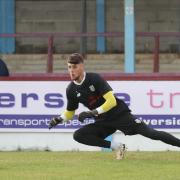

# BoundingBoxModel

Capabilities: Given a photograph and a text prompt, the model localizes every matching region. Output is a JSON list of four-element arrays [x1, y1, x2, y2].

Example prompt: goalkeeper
[[49, 53, 180, 160]]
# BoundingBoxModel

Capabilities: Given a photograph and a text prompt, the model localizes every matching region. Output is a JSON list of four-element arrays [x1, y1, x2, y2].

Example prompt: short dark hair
[[67, 53, 84, 64]]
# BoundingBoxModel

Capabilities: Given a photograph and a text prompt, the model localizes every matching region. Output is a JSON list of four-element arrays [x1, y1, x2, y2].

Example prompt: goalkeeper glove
[[78, 109, 98, 122], [49, 116, 63, 129]]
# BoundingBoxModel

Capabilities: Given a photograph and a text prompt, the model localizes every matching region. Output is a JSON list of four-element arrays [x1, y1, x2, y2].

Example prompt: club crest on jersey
[[89, 85, 95, 92]]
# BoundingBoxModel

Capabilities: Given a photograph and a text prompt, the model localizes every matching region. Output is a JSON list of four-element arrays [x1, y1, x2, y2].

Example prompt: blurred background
[[0, 0, 180, 152], [0, 0, 180, 74]]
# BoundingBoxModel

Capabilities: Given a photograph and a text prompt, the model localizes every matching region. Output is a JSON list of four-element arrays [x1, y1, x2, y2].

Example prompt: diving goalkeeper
[[49, 53, 180, 160]]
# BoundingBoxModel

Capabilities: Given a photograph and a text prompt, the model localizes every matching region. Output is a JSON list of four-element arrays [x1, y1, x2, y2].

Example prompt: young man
[[49, 53, 180, 160]]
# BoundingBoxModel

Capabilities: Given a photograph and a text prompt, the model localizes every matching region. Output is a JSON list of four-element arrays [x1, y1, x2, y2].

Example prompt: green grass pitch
[[0, 151, 179, 180]]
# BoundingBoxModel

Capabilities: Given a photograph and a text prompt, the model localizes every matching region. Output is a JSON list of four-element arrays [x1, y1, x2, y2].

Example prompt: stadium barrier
[[1, 32, 180, 73], [0, 73, 180, 151]]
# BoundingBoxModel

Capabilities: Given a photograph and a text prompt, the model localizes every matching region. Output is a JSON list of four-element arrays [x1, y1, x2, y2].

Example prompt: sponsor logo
[[0, 93, 64, 108], [0, 115, 180, 130], [0, 115, 94, 129], [0, 92, 131, 108], [147, 89, 180, 109], [135, 119, 142, 124], [115, 93, 130, 106]]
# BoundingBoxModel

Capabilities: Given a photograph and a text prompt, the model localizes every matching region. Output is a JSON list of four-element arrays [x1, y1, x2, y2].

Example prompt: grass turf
[[0, 151, 179, 180]]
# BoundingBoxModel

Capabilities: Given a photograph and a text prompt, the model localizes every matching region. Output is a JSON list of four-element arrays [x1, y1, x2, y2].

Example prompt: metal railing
[[1, 32, 180, 73]]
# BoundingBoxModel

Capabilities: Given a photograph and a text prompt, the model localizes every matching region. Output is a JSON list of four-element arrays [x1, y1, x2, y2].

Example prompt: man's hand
[[49, 116, 63, 129], [78, 109, 98, 122]]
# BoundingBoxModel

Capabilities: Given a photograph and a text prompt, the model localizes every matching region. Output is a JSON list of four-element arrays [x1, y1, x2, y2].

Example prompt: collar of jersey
[[73, 72, 86, 85]]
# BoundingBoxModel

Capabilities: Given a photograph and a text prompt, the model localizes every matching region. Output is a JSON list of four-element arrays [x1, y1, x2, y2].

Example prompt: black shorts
[[93, 111, 145, 136]]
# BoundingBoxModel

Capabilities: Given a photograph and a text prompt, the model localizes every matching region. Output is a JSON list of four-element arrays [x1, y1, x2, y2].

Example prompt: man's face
[[67, 63, 84, 82]]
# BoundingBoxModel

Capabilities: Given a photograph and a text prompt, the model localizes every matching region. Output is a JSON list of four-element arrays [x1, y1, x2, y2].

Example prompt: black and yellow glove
[[78, 109, 98, 122], [49, 116, 63, 129]]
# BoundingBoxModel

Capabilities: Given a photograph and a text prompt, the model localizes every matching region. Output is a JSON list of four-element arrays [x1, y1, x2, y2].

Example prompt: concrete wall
[[135, 0, 180, 52], [0, 131, 180, 151], [16, 0, 96, 53], [1, 53, 180, 73], [15, 0, 180, 53]]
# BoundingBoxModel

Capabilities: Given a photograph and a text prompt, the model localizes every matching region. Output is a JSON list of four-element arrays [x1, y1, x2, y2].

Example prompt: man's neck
[[74, 72, 86, 85]]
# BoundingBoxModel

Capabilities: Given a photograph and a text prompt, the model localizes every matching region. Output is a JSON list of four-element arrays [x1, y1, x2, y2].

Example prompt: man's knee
[[73, 129, 84, 142]]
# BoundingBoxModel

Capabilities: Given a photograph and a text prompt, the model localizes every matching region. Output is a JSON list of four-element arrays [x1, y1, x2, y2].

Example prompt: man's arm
[[78, 91, 117, 122], [49, 110, 75, 129], [61, 110, 75, 121], [96, 91, 117, 114]]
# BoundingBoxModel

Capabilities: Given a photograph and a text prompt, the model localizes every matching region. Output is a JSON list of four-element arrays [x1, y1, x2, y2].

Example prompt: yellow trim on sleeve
[[100, 91, 117, 112], [62, 110, 75, 121]]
